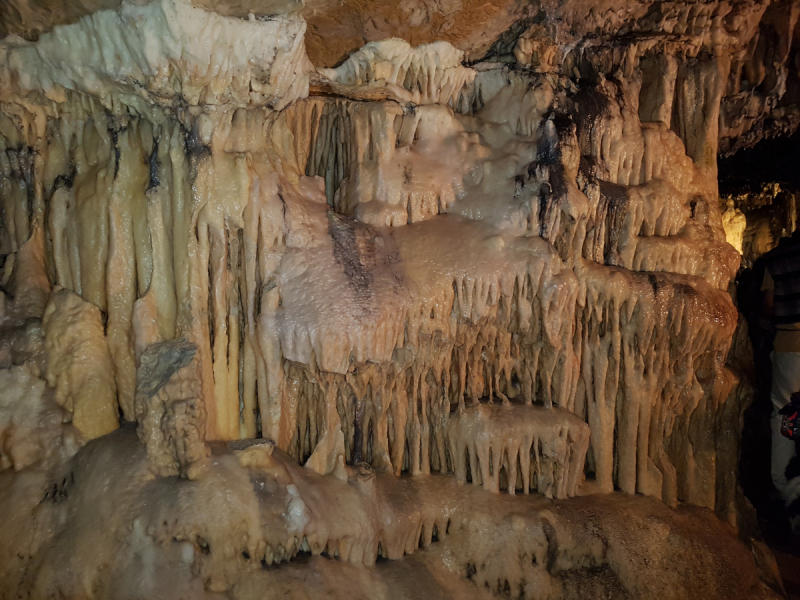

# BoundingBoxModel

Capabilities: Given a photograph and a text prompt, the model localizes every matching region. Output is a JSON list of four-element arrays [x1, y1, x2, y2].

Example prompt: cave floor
[[0, 428, 782, 599], [773, 549, 800, 599], [759, 514, 800, 599]]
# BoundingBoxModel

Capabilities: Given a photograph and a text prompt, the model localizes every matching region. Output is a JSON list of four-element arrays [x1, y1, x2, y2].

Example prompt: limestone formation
[[134, 339, 209, 478], [42, 288, 118, 440], [0, 364, 80, 471], [446, 402, 590, 498], [0, 0, 796, 597]]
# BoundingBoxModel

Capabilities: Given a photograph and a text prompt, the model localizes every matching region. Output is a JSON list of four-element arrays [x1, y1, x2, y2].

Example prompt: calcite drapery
[[0, 0, 748, 512], [0, 0, 788, 597], [447, 402, 590, 498]]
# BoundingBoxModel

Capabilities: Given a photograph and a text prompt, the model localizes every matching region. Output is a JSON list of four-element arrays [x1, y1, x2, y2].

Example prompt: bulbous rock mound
[[0, 0, 794, 598]]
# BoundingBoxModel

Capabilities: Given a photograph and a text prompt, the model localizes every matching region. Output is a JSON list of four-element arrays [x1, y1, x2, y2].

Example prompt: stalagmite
[[0, 0, 792, 597], [134, 339, 208, 478], [41, 288, 118, 440], [722, 199, 748, 255]]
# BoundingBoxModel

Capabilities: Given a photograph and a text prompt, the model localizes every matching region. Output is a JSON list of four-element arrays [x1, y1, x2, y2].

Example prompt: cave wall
[[0, 0, 789, 522]]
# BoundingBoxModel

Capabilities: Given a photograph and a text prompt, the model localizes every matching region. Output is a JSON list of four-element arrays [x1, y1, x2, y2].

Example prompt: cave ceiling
[[2, 0, 799, 152]]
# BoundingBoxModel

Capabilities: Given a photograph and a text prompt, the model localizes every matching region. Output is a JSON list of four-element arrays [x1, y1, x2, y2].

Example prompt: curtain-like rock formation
[[0, 0, 794, 598]]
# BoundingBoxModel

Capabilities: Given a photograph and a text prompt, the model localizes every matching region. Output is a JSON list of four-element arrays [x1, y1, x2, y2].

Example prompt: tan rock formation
[[42, 288, 118, 440], [0, 0, 795, 597]]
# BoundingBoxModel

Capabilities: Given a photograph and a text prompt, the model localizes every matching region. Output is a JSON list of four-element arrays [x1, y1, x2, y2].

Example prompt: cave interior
[[1, 0, 800, 598]]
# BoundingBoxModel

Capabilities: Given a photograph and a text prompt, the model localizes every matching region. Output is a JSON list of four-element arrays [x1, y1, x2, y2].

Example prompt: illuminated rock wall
[[4, 1, 798, 598], [0, 0, 774, 517]]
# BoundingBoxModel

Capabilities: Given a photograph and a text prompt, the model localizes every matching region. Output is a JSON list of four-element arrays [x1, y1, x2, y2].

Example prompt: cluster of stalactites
[[297, 97, 487, 226], [447, 403, 590, 499], [318, 39, 477, 109], [33, 105, 196, 423], [568, 76, 740, 290], [275, 258, 738, 506], [0, 14, 749, 519], [574, 259, 738, 503], [280, 273, 578, 481], [0, 83, 741, 508]]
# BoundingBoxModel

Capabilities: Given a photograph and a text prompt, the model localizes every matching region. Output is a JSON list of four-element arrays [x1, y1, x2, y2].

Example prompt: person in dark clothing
[[763, 231, 800, 516]]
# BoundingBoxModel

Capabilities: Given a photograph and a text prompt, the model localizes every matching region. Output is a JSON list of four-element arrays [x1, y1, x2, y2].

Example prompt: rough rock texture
[[0, 0, 793, 597], [302, 0, 529, 67], [0, 364, 80, 471], [0, 429, 782, 599], [42, 288, 118, 440], [134, 340, 209, 477], [446, 402, 590, 498]]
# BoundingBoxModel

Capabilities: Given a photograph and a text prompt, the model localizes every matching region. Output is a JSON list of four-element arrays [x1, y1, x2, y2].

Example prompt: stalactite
[[447, 402, 590, 498], [0, 2, 772, 595]]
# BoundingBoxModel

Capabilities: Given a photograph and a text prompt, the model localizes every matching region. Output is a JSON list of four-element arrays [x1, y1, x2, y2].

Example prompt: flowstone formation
[[0, 0, 794, 598]]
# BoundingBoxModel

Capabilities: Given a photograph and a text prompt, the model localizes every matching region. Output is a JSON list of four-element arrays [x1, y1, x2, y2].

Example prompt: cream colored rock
[[0, 364, 80, 471], [319, 39, 476, 108], [0, 1, 787, 596], [447, 401, 590, 498], [722, 199, 747, 255], [0, 0, 313, 110], [42, 287, 118, 440]]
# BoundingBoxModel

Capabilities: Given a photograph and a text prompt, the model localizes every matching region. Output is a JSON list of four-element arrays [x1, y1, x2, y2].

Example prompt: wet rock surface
[[0, 0, 796, 597]]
